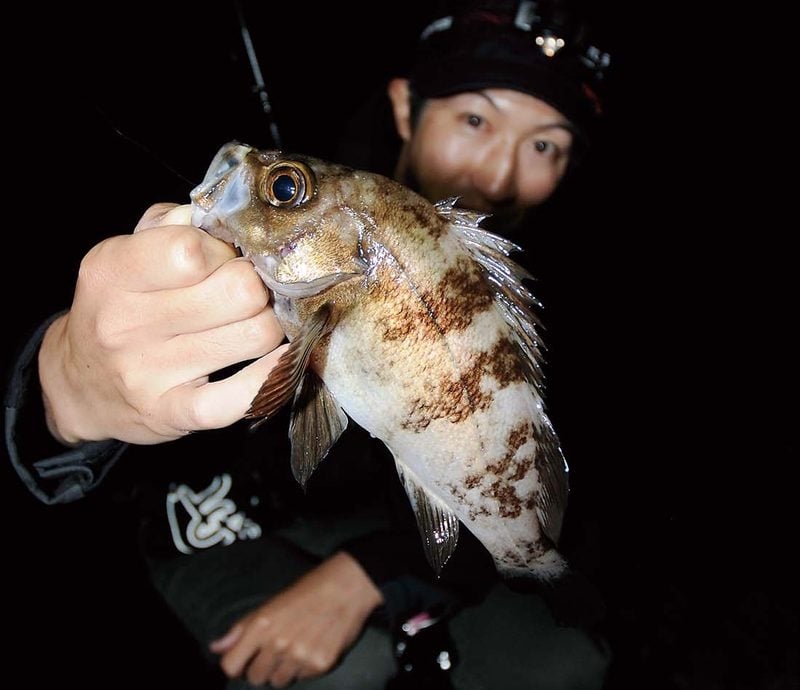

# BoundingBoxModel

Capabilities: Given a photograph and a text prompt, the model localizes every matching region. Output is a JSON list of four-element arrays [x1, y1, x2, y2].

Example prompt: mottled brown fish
[[190, 141, 569, 579]]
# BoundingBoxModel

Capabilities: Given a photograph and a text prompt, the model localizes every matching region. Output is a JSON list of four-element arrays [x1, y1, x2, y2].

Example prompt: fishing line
[[90, 101, 200, 188], [88, 0, 285, 190]]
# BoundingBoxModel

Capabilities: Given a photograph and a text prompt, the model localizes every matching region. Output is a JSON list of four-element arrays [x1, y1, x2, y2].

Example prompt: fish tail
[[498, 548, 568, 582]]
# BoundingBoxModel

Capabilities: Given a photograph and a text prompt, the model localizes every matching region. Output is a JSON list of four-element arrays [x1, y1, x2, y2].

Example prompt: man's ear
[[387, 78, 412, 141]]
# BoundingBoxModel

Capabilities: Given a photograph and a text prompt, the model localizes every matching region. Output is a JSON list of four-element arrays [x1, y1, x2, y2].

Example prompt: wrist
[[38, 314, 87, 446], [330, 551, 385, 613]]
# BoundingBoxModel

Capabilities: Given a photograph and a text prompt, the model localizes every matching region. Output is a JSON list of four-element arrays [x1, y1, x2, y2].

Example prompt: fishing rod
[[234, 0, 283, 149]]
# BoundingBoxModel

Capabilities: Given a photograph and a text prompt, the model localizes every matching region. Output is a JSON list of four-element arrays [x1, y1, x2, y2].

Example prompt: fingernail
[[209, 624, 242, 653], [161, 204, 193, 227]]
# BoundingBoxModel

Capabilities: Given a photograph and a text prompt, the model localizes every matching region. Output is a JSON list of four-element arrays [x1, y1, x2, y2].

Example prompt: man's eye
[[466, 114, 483, 127], [534, 140, 557, 155]]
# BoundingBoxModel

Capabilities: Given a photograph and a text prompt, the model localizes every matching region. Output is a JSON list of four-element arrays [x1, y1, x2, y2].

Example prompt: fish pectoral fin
[[395, 460, 460, 576], [289, 369, 348, 489], [246, 303, 338, 424]]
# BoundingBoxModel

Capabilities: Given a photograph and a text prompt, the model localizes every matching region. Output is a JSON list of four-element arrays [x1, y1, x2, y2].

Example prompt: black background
[[2, 1, 796, 688]]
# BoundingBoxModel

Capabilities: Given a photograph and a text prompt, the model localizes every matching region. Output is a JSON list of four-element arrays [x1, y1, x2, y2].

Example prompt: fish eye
[[260, 162, 315, 208]]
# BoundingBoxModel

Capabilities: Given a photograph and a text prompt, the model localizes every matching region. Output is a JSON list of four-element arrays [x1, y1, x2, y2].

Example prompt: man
[[6, 1, 612, 687]]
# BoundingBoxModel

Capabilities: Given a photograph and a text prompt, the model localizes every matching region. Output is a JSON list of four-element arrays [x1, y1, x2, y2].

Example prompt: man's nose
[[473, 141, 516, 203]]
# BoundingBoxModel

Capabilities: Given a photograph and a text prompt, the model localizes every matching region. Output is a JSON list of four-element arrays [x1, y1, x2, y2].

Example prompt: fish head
[[190, 142, 369, 299]]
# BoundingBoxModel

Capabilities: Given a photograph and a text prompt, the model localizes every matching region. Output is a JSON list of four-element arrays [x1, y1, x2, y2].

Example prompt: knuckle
[[253, 614, 272, 630], [308, 652, 334, 675], [272, 635, 290, 654], [166, 226, 209, 280], [116, 365, 145, 397], [91, 315, 121, 350], [183, 392, 216, 431], [226, 262, 268, 312], [78, 237, 123, 288], [90, 307, 132, 351]]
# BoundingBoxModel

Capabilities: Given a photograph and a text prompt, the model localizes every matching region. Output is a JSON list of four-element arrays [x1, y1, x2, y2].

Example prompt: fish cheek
[[277, 215, 363, 284]]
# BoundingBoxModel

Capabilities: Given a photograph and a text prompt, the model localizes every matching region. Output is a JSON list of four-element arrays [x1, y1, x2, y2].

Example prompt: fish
[[189, 141, 569, 580]]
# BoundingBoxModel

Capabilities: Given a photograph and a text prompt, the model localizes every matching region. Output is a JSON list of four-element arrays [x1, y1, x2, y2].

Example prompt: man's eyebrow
[[535, 122, 576, 137], [475, 91, 575, 135], [476, 91, 501, 109]]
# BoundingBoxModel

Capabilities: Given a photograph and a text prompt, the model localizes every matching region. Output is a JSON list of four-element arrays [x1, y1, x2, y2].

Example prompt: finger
[[269, 656, 305, 688], [90, 222, 236, 293], [139, 257, 270, 338], [134, 203, 191, 233], [219, 618, 274, 680], [162, 343, 289, 432], [149, 307, 284, 392], [246, 649, 286, 687], [209, 624, 244, 654]]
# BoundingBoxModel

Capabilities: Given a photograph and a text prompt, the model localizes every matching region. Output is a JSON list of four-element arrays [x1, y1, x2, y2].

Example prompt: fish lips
[[190, 205, 239, 245]]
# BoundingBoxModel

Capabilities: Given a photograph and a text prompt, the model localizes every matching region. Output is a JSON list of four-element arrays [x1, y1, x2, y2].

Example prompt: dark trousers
[[147, 532, 610, 690]]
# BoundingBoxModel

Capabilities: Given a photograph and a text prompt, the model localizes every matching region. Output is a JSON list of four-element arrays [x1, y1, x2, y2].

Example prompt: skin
[[388, 78, 574, 227], [36, 82, 575, 687], [39, 203, 287, 445], [210, 553, 383, 688]]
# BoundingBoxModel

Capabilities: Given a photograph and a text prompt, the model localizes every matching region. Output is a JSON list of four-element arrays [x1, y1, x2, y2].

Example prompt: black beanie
[[408, 0, 611, 142]]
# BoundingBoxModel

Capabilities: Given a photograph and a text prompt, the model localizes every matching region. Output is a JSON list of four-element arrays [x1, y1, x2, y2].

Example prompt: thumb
[[134, 203, 192, 233], [209, 624, 244, 654]]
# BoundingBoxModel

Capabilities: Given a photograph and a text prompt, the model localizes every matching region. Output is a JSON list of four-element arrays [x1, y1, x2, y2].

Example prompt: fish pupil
[[273, 174, 297, 202]]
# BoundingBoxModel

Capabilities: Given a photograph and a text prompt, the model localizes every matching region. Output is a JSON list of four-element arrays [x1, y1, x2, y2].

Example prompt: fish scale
[[190, 141, 569, 580]]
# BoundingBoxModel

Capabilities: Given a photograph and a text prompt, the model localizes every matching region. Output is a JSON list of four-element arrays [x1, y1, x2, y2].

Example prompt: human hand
[[38, 202, 287, 445], [209, 551, 385, 688]]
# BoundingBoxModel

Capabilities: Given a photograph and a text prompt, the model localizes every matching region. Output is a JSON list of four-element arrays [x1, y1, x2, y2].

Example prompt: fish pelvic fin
[[395, 460, 460, 577], [289, 369, 348, 490], [436, 198, 546, 391], [246, 302, 338, 425]]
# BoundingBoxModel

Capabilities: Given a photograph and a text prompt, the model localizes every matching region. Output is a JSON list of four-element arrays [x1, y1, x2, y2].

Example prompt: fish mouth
[[190, 205, 240, 248]]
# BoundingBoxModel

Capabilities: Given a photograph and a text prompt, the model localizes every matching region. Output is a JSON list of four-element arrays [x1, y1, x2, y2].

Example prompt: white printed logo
[[166, 473, 262, 554]]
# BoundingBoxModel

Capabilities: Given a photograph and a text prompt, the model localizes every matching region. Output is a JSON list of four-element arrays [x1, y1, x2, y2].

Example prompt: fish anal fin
[[246, 303, 337, 425], [534, 417, 569, 546], [395, 461, 460, 576], [289, 369, 348, 489]]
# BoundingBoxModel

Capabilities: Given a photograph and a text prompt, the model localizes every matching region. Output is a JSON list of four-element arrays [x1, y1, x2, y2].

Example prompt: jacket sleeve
[[4, 313, 128, 505]]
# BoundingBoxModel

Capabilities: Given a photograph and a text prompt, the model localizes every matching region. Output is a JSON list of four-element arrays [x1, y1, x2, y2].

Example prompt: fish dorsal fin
[[246, 303, 337, 425], [289, 369, 349, 489], [395, 460, 460, 576], [435, 197, 546, 390]]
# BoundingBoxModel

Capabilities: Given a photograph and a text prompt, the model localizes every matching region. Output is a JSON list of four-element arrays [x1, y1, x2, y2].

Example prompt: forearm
[[5, 314, 127, 504]]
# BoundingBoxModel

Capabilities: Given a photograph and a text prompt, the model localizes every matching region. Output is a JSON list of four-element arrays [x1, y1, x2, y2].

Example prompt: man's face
[[390, 82, 574, 228]]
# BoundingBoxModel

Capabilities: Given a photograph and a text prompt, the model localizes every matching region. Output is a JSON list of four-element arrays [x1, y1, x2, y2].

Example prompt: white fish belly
[[319, 309, 556, 575]]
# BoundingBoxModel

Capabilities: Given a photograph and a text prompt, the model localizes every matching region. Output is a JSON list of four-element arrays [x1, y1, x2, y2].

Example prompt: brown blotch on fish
[[420, 257, 494, 332], [488, 428, 535, 484], [401, 380, 474, 431], [464, 474, 482, 490], [485, 339, 527, 387], [399, 338, 526, 432], [486, 479, 524, 519]]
